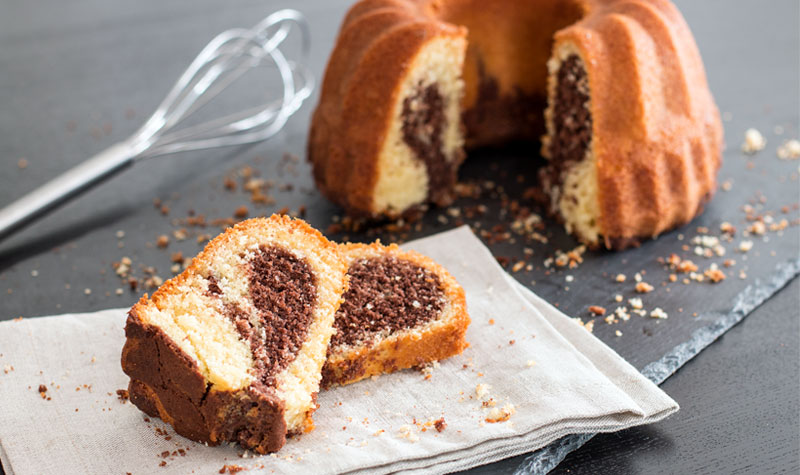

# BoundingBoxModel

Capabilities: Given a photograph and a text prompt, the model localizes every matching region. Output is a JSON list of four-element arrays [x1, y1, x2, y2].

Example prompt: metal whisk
[[0, 9, 313, 242]]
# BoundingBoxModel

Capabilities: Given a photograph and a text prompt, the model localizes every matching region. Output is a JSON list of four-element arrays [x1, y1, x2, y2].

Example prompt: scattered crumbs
[[397, 425, 419, 442], [84, 288, 92, 295], [742, 128, 766, 154], [233, 206, 249, 219], [588, 305, 606, 316], [615, 273, 626, 283], [17, 158, 28, 169], [38, 384, 48, 399], [614, 294, 623, 302], [747, 221, 766, 236], [3, 364, 13, 374], [116, 389, 130, 402], [721, 180, 733, 191], [650, 308, 668, 319], [635, 282, 654, 293], [485, 404, 516, 423], [615, 330, 623, 337], [434, 417, 447, 432], [738, 240, 754, 252], [704, 264, 726, 283], [777, 139, 800, 160], [219, 464, 246, 474], [572, 318, 595, 333], [628, 298, 643, 310], [156, 235, 170, 248], [488, 318, 495, 325], [475, 383, 492, 399], [614, 307, 631, 321]]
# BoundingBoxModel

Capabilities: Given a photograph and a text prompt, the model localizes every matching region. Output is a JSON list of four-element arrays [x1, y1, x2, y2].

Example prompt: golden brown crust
[[321, 242, 470, 388], [308, 0, 723, 248], [141, 215, 342, 312]]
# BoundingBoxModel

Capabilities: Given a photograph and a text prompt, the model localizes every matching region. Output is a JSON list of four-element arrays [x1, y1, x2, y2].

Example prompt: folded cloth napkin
[[0, 226, 677, 475]]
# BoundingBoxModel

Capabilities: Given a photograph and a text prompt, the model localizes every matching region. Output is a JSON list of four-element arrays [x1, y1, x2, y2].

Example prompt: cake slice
[[121, 215, 347, 453], [321, 242, 469, 388]]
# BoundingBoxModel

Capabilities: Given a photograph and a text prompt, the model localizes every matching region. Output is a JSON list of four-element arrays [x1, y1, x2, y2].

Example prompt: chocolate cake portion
[[401, 81, 459, 206], [543, 55, 592, 187], [331, 256, 445, 348], [246, 245, 317, 387]]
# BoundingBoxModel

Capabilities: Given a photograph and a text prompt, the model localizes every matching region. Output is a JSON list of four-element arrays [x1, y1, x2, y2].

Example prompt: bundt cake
[[308, 0, 723, 249], [321, 242, 469, 388], [121, 215, 348, 454]]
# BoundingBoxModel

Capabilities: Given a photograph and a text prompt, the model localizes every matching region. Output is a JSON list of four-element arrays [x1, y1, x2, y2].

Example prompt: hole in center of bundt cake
[[330, 256, 445, 349], [232, 245, 317, 387], [401, 82, 458, 206]]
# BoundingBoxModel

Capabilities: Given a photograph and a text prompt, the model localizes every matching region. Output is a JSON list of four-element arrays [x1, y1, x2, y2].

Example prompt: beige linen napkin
[[0, 226, 677, 475]]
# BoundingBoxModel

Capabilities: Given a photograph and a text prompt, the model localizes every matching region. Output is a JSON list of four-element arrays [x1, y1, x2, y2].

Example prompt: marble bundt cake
[[322, 242, 469, 388], [121, 215, 348, 453], [309, 0, 723, 249]]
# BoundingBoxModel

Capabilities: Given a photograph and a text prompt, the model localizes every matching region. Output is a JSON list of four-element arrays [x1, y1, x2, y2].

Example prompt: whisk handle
[[0, 142, 136, 242]]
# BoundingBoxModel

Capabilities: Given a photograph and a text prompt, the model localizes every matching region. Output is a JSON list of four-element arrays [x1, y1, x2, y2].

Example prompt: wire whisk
[[0, 9, 313, 242]]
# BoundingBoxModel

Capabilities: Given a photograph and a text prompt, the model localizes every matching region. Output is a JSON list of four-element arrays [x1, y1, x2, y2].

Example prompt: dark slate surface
[[0, 0, 797, 473]]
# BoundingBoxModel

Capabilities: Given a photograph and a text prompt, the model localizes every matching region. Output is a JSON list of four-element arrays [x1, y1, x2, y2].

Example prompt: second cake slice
[[322, 242, 470, 388]]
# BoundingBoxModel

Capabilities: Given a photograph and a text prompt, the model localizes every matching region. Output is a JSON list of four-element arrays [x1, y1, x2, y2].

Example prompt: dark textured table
[[1, 0, 798, 473]]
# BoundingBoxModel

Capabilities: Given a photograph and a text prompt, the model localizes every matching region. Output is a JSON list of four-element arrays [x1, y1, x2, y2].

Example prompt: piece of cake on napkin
[[322, 242, 470, 388], [120, 215, 348, 454]]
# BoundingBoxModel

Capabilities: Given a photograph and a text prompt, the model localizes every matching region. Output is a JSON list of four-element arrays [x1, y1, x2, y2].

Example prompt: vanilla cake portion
[[321, 242, 470, 388], [121, 215, 347, 454]]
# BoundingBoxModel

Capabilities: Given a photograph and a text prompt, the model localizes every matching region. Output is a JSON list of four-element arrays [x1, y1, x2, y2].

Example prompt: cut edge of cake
[[321, 241, 470, 388]]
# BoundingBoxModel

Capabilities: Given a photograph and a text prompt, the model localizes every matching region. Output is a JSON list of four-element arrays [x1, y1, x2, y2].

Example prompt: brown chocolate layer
[[540, 55, 592, 195], [401, 82, 460, 206], [122, 311, 288, 453], [330, 256, 445, 348], [243, 245, 317, 387]]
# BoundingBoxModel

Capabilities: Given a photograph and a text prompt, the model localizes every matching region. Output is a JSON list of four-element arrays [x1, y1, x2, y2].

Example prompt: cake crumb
[[635, 282, 654, 293], [614, 294, 623, 302], [650, 308, 668, 319], [156, 234, 170, 248], [475, 383, 492, 399], [219, 464, 246, 474], [588, 305, 606, 316], [742, 128, 766, 154], [615, 273, 626, 283], [615, 330, 623, 337], [433, 417, 447, 432], [397, 425, 419, 442], [777, 139, 800, 160], [234, 206, 249, 219], [485, 404, 516, 423], [738, 240, 754, 252], [628, 298, 643, 310]]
